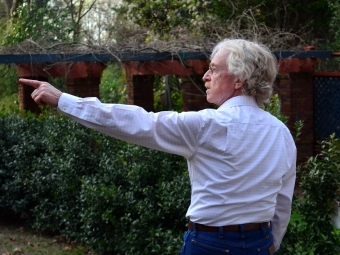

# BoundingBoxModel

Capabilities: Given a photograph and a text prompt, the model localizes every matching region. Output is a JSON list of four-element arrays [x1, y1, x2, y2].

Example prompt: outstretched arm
[[18, 78, 62, 108]]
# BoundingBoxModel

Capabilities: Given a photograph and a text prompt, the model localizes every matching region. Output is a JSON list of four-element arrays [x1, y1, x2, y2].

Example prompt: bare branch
[[79, 0, 96, 20]]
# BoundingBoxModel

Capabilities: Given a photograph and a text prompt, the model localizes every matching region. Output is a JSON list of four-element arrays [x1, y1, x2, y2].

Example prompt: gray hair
[[211, 39, 278, 106]]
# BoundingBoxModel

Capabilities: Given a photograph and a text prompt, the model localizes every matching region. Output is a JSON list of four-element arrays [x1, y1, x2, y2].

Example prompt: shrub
[[0, 113, 189, 254], [79, 144, 189, 254], [0, 114, 44, 216], [279, 133, 340, 254]]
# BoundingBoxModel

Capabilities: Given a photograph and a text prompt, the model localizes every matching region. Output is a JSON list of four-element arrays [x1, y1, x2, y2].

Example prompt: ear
[[235, 80, 245, 90]]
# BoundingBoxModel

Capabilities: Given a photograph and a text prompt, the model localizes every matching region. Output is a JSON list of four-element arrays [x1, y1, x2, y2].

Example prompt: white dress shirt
[[58, 94, 296, 251]]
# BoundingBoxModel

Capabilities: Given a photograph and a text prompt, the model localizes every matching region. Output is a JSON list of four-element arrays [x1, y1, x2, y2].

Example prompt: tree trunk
[[4, 0, 24, 18]]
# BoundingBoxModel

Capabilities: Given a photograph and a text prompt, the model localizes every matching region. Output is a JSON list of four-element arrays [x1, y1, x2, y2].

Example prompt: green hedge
[[278, 134, 340, 255], [0, 113, 189, 254]]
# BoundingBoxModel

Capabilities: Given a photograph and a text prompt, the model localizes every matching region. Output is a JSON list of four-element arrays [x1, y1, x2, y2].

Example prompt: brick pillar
[[275, 72, 314, 164], [66, 77, 100, 98], [181, 75, 213, 111], [275, 73, 293, 127], [18, 76, 49, 114], [126, 75, 154, 112]]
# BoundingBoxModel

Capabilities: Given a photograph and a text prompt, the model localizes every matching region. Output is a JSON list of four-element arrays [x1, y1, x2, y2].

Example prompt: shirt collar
[[217, 95, 259, 111]]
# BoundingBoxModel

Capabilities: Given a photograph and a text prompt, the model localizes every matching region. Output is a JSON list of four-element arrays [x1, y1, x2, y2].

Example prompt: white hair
[[211, 39, 278, 106]]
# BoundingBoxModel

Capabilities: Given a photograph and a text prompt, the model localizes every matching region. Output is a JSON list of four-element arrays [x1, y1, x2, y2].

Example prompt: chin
[[207, 98, 214, 104]]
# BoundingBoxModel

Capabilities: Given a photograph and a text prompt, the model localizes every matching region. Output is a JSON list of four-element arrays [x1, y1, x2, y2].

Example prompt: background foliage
[[2, 3, 71, 46], [118, 0, 332, 48], [0, 64, 19, 114], [1, 0, 339, 51], [100, 63, 127, 104]]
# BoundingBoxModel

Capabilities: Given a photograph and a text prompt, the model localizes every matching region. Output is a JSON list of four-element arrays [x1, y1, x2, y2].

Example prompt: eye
[[209, 65, 216, 74]]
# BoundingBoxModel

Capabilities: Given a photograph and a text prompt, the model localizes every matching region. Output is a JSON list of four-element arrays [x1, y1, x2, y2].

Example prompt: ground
[[0, 216, 94, 255]]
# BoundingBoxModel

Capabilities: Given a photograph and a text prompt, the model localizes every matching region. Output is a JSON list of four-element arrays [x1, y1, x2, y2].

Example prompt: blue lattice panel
[[314, 76, 340, 140]]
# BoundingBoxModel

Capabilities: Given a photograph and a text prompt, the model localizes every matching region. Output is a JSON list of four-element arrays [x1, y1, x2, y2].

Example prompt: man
[[19, 38, 296, 255]]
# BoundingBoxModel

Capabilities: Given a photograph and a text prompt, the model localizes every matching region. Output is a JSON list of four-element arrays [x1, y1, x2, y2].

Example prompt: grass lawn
[[0, 217, 95, 255]]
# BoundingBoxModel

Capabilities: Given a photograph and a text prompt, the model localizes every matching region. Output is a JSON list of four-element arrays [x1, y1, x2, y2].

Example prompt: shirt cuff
[[57, 93, 81, 114]]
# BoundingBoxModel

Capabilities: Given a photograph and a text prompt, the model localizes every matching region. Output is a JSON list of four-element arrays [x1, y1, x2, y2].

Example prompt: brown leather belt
[[188, 221, 269, 232]]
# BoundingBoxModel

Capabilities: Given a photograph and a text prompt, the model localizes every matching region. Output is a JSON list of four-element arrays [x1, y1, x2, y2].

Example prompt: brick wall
[[66, 77, 101, 98], [275, 72, 314, 164], [181, 75, 213, 111], [16, 62, 106, 113], [126, 75, 154, 112]]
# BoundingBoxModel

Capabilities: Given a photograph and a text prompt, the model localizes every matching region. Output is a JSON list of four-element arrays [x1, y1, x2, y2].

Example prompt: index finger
[[18, 78, 41, 89]]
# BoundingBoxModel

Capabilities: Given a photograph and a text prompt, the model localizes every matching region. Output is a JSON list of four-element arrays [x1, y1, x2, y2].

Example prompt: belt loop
[[239, 224, 245, 239], [219, 226, 223, 239], [193, 222, 197, 237], [260, 223, 266, 236]]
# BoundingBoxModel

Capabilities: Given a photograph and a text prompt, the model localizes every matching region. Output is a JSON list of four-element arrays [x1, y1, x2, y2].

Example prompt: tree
[[4, 0, 22, 18], [118, 0, 332, 49], [1, 0, 102, 46], [81, 0, 121, 45], [3, 0, 49, 18], [56, 0, 97, 42]]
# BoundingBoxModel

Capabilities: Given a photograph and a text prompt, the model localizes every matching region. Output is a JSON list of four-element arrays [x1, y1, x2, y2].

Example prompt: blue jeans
[[179, 223, 276, 255]]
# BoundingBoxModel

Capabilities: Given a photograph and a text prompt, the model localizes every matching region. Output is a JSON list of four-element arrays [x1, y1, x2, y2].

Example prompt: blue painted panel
[[274, 50, 332, 59], [0, 52, 210, 63], [314, 76, 340, 139]]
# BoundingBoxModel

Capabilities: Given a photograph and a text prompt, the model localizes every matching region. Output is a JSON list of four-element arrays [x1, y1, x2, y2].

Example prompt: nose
[[202, 70, 210, 82]]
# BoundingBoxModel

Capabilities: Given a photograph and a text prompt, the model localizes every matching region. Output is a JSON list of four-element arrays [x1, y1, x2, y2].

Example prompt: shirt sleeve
[[271, 128, 297, 251], [57, 93, 202, 159]]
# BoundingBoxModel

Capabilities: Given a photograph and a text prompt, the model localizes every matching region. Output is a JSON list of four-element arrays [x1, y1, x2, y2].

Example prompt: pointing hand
[[18, 79, 62, 108]]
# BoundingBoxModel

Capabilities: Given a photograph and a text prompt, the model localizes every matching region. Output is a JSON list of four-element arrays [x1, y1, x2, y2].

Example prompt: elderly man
[[19, 38, 296, 255]]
